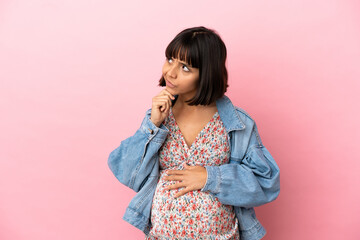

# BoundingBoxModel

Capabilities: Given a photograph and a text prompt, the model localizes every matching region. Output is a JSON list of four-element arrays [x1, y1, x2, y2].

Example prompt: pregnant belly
[[148, 170, 239, 239]]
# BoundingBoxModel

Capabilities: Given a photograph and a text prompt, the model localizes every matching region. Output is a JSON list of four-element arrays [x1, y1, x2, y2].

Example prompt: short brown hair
[[158, 26, 228, 106]]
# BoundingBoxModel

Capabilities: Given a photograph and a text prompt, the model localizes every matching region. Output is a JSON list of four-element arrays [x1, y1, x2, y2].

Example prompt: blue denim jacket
[[108, 94, 280, 240]]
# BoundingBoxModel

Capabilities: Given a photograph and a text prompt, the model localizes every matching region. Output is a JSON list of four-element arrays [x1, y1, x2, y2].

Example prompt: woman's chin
[[165, 86, 176, 93]]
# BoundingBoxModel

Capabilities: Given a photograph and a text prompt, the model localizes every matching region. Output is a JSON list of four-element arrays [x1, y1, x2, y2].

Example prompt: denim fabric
[[108, 94, 280, 240]]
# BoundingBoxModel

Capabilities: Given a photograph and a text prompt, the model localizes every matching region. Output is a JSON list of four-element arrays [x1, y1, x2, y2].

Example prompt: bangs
[[165, 38, 200, 68]]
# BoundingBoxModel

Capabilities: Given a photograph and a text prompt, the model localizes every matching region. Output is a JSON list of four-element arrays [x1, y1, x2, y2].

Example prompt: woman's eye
[[182, 65, 190, 72], [167, 57, 173, 63]]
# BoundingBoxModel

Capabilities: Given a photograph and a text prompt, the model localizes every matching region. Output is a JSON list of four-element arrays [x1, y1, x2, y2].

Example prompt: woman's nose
[[167, 64, 177, 78]]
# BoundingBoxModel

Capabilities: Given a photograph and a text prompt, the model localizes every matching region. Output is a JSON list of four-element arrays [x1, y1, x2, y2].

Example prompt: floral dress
[[145, 107, 239, 240]]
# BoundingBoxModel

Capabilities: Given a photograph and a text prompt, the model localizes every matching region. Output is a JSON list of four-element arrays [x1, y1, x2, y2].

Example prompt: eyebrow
[[179, 61, 192, 68], [171, 57, 192, 67]]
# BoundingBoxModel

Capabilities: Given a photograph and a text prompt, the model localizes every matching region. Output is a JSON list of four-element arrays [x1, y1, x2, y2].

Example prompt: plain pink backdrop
[[1, 0, 359, 239]]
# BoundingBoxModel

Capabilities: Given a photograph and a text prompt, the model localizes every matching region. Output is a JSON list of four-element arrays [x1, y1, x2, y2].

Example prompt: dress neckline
[[169, 107, 218, 151]]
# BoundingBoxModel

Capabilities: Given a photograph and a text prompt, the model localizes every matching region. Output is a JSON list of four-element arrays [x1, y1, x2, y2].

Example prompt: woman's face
[[162, 56, 199, 99]]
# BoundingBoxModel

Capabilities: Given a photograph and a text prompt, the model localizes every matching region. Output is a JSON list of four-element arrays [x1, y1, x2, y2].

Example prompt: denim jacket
[[108, 94, 280, 240]]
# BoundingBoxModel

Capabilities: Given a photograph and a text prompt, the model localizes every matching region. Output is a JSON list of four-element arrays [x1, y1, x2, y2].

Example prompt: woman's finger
[[155, 96, 171, 112], [166, 181, 185, 190], [158, 100, 167, 112], [164, 174, 183, 181], [174, 187, 191, 198], [160, 89, 175, 100]]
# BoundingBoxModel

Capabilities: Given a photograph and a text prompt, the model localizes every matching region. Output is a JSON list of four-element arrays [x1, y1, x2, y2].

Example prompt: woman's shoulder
[[220, 95, 256, 124]]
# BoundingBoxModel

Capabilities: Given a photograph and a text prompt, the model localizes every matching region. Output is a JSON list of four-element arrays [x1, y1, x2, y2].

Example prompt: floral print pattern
[[145, 107, 239, 239]]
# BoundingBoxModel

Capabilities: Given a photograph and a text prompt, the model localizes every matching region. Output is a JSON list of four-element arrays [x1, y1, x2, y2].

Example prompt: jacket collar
[[216, 95, 246, 132]]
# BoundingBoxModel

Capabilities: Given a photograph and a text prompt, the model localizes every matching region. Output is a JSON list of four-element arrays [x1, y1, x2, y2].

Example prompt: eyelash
[[167, 57, 190, 72]]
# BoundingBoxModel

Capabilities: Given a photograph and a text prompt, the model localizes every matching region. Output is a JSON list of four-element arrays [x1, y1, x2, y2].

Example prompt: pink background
[[1, 0, 359, 239]]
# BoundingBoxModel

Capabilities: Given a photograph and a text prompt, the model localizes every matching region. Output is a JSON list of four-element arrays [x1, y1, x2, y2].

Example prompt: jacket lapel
[[216, 95, 246, 132]]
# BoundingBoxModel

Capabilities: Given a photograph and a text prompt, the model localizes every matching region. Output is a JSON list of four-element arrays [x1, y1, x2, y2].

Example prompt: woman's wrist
[[150, 117, 161, 127]]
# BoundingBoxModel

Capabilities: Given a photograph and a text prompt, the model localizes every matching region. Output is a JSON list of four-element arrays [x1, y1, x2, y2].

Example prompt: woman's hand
[[164, 163, 208, 198], [150, 89, 175, 127]]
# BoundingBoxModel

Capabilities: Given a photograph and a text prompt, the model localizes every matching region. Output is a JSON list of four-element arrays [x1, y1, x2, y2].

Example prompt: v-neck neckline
[[170, 107, 218, 151]]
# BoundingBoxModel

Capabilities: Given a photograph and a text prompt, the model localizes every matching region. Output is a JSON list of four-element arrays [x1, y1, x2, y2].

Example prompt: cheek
[[183, 76, 198, 89], [162, 63, 169, 73], [188, 74, 199, 85]]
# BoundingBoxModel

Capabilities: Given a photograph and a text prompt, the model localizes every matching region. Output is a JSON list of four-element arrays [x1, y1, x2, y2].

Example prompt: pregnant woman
[[108, 26, 280, 240]]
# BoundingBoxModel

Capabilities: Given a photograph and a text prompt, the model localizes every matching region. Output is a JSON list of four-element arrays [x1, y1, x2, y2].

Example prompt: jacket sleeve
[[200, 122, 280, 208], [107, 110, 169, 192]]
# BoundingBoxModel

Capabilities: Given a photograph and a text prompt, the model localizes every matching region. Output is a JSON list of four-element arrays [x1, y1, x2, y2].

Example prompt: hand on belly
[[162, 163, 208, 198]]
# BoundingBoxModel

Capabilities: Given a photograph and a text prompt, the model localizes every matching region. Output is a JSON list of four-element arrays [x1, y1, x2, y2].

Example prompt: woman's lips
[[166, 80, 175, 88]]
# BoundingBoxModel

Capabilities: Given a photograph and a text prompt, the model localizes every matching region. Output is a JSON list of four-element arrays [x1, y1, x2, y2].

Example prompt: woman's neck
[[172, 95, 216, 114]]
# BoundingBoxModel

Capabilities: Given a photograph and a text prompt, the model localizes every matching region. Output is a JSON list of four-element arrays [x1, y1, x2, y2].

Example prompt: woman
[[108, 26, 280, 240]]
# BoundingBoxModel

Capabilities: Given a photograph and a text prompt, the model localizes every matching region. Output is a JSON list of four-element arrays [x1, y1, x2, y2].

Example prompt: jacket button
[[148, 128, 154, 134]]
